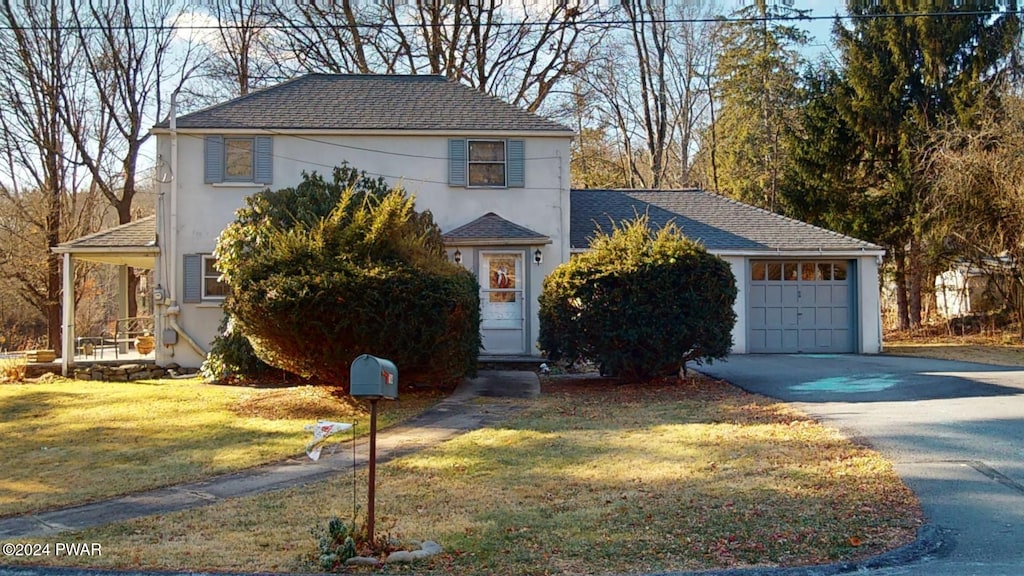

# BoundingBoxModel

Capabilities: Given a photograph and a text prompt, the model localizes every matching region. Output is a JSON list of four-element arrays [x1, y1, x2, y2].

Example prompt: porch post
[[61, 252, 74, 376], [118, 265, 130, 355]]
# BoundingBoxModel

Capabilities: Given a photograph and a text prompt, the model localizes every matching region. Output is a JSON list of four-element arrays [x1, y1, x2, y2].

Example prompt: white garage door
[[748, 260, 854, 353]]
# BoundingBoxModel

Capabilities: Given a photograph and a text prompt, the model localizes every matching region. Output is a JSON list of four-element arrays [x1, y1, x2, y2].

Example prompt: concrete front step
[[477, 355, 546, 372]]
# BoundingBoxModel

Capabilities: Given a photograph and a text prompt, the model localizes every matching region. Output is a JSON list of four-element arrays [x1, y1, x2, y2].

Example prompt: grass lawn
[[2, 374, 923, 575], [883, 330, 1024, 367], [0, 378, 444, 517]]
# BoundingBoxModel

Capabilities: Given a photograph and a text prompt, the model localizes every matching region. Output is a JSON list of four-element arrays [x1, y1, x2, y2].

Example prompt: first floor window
[[203, 255, 230, 299]]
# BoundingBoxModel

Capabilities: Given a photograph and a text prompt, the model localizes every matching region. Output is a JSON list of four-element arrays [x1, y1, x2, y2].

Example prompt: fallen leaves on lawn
[[231, 386, 364, 420]]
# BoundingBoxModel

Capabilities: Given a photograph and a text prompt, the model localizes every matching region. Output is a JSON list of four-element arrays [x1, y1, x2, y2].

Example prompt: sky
[[790, 0, 848, 63]]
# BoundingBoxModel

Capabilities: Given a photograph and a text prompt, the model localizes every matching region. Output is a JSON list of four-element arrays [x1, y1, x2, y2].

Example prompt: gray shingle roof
[[570, 189, 882, 253], [443, 212, 551, 246], [156, 74, 572, 133], [56, 216, 156, 250]]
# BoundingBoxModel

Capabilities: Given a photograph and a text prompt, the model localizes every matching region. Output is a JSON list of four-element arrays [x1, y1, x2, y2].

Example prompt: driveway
[[699, 354, 1024, 576]]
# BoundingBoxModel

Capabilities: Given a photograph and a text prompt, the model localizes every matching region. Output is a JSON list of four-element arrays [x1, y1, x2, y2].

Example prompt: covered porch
[[52, 216, 159, 376]]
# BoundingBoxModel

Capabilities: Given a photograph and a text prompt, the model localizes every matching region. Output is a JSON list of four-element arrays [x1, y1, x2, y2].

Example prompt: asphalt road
[[699, 354, 1024, 576]]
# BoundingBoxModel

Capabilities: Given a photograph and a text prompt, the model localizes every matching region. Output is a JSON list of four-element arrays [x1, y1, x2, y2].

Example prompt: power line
[[178, 132, 561, 187], [0, 9, 1020, 31]]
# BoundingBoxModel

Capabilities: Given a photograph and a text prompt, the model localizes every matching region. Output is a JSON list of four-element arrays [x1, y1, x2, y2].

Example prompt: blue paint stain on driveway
[[789, 373, 901, 394], [699, 354, 1024, 403]]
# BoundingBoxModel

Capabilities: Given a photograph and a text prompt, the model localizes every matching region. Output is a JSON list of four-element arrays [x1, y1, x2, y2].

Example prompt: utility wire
[[181, 131, 560, 164], [178, 133, 564, 188], [0, 9, 1020, 31]]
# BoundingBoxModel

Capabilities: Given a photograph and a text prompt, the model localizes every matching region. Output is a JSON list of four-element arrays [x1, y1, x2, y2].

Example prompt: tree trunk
[[908, 236, 922, 329], [46, 211, 61, 355], [894, 250, 910, 331], [1016, 278, 1024, 342]]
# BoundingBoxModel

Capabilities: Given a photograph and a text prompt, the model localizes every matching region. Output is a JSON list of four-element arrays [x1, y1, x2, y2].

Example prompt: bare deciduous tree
[[581, 0, 720, 189], [194, 0, 283, 99], [66, 0, 198, 319], [0, 0, 91, 351], [261, 0, 609, 112], [924, 95, 1024, 339]]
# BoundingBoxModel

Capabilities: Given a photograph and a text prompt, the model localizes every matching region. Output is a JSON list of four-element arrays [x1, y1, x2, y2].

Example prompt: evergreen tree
[[792, 0, 1019, 329], [703, 0, 809, 211], [781, 65, 869, 236]]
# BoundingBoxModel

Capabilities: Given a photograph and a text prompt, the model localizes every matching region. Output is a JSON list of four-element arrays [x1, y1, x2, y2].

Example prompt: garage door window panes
[[756, 262, 848, 283]]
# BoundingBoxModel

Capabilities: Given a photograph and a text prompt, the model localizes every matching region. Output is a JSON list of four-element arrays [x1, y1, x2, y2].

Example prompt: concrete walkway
[[0, 371, 540, 539]]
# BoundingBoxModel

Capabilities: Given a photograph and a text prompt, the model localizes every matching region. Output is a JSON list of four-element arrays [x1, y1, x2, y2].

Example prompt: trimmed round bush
[[538, 215, 737, 380], [214, 165, 480, 388]]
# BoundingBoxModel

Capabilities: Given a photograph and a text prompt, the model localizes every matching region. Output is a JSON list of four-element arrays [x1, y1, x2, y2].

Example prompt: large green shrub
[[200, 314, 282, 383], [214, 165, 480, 388], [538, 215, 737, 380]]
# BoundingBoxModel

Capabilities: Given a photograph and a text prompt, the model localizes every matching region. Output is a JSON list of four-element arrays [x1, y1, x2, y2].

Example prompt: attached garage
[[570, 189, 886, 355], [748, 260, 854, 353]]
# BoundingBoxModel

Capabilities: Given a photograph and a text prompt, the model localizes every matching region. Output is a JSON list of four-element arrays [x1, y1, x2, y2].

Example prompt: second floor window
[[224, 137, 254, 181], [468, 140, 505, 187], [448, 138, 525, 188], [204, 135, 273, 184]]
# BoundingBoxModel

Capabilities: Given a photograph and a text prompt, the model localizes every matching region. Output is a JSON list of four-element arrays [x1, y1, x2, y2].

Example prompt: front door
[[480, 251, 526, 354]]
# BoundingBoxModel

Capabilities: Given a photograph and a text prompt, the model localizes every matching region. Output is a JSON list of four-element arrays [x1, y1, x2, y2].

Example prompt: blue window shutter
[[507, 139, 525, 187], [254, 136, 273, 184], [448, 138, 466, 186], [204, 136, 224, 184], [183, 254, 202, 303]]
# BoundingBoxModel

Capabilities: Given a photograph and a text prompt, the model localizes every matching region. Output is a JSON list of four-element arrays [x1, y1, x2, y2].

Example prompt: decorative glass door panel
[[480, 251, 526, 353]]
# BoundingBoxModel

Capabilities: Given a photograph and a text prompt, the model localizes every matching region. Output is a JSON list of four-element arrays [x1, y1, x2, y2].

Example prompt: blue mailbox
[[350, 354, 398, 399]]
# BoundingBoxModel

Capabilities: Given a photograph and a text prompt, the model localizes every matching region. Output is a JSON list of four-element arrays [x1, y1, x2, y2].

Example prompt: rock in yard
[[385, 550, 415, 564], [344, 556, 379, 567], [420, 540, 443, 555]]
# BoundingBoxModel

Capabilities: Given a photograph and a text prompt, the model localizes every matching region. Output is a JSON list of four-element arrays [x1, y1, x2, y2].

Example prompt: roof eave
[[52, 245, 160, 255], [570, 246, 886, 257], [150, 126, 575, 137], [445, 237, 552, 247], [709, 247, 886, 257]]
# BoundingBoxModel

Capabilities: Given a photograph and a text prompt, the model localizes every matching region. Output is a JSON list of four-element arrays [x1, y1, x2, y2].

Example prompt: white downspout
[[166, 305, 208, 357], [169, 90, 179, 307], [557, 147, 569, 263], [162, 90, 208, 361]]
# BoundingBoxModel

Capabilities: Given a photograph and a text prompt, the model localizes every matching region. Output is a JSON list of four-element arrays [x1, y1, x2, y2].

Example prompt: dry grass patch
[[0, 355, 27, 382], [884, 330, 1024, 366], [0, 379, 443, 517], [9, 375, 923, 575]]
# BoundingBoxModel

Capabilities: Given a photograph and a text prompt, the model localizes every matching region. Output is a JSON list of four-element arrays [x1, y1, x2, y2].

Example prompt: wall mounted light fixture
[[534, 249, 543, 265], [453, 249, 463, 264]]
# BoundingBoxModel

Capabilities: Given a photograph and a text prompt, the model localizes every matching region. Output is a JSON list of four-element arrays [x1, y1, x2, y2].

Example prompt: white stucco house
[[55, 74, 884, 374]]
